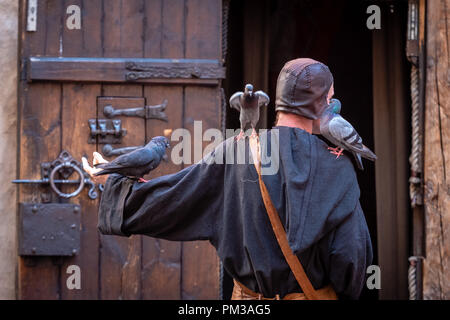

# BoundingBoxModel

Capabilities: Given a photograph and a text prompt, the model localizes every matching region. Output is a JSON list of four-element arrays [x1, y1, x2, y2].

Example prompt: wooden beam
[[27, 57, 225, 85], [422, 0, 450, 300]]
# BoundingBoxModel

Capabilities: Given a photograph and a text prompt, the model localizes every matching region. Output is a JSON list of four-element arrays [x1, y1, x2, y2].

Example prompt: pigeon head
[[244, 84, 254, 94], [150, 136, 171, 149], [329, 98, 341, 114]]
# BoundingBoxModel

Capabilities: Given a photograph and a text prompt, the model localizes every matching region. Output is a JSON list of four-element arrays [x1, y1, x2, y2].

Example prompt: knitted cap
[[275, 58, 334, 120]]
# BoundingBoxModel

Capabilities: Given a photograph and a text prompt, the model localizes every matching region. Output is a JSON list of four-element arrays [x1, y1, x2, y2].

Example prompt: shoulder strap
[[249, 136, 320, 300]]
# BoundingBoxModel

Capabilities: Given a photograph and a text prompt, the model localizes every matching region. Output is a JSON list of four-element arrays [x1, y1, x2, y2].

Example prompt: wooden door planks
[[185, 0, 221, 60], [18, 82, 62, 300], [141, 0, 184, 300], [99, 0, 145, 300], [60, 83, 101, 300], [18, 0, 63, 300], [99, 85, 145, 300], [182, 86, 221, 300], [182, 0, 221, 300], [58, 0, 103, 300]]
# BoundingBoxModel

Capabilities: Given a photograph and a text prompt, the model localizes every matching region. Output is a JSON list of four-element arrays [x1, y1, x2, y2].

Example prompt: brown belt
[[247, 137, 338, 300], [231, 279, 338, 300]]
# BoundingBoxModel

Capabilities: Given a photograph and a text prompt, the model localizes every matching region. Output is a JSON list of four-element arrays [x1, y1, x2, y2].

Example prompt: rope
[[409, 64, 423, 207], [220, 0, 229, 137], [222, 0, 230, 64], [408, 256, 418, 300], [218, 1, 229, 298], [220, 87, 227, 137]]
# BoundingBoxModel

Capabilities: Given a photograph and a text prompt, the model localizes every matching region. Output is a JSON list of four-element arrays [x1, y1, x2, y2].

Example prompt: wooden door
[[17, 0, 224, 300]]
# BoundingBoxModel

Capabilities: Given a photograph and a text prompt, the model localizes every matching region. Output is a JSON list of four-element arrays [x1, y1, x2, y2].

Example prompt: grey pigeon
[[94, 136, 170, 181], [320, 99, 377, 170], [229, 84, 270, 140]]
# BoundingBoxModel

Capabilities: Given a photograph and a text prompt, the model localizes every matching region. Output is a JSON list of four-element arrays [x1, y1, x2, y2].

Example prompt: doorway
[[223, 0, 411, 300]]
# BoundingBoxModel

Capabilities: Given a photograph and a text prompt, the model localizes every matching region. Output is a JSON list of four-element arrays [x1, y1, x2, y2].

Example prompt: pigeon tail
[[353, 152, 364, 171], [93, 168, 115, 176], [359, 145, 377, 161]]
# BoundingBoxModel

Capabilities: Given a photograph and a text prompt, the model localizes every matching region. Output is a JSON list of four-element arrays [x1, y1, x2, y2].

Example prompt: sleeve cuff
[[97, 174, 134, 236]]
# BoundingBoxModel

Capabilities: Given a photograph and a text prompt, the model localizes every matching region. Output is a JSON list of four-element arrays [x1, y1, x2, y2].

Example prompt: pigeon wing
[[98, 147, 156, 171], [229, 91, 243, 111], [255, 90, 270, 107], [328, 116, 365, 152], [320, 110, 339, 143], [328, 116, 377, 161]]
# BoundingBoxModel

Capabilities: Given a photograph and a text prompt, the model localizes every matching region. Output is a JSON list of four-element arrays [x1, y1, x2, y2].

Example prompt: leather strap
[[249, 136, 320, 300], [232, 279, 337, 300]]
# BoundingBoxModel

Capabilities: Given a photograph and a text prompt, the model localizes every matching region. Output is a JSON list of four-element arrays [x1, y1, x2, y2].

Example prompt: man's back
[[212, 126, 372, 299]]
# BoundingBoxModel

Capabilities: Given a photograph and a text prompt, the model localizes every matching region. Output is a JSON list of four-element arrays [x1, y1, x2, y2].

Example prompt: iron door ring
[[49, 162, 85, 199]]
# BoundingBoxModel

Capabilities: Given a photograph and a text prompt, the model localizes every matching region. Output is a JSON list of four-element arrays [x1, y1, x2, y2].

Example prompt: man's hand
[[82, 152, 109, 185]]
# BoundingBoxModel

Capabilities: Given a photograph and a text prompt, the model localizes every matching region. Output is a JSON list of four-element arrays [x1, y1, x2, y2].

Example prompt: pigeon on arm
[[320, 99, 377, 170], [229, 84, 270, 141], [94, 136, 170, 183]]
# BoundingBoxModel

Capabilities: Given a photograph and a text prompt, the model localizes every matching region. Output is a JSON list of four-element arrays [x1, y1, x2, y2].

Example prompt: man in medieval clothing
[[84, 58, 373, 300]]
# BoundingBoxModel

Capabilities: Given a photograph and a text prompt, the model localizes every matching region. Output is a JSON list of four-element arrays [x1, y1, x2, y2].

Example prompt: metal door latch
[[13, 150, 98, 199], [102, 144, 142, 157], [103, 99, 168, 122], [88, 119, 127, 144]]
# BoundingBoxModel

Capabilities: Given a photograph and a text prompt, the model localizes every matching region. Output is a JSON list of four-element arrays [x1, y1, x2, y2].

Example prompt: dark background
[[221, 0, 405, 300]]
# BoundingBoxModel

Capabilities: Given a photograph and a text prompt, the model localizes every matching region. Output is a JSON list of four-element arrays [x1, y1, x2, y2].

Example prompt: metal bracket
[[13, 151, 98, 200], [407, 0, 420, 65], [125, 60, 226, 81], [102, 144, 168, 161], [102, 144, 142, 157], [26, 0, 38, 32], [88, 119, 127, 144], [103, 99, 168, 122]]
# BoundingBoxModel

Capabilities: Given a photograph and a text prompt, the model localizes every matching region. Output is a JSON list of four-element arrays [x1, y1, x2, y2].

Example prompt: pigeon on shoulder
[[320, 98, 376, 170], [229, 84, 270, 141]]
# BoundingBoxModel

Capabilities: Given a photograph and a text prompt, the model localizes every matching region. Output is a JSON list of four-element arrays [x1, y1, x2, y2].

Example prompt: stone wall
[[0, 0, 18, 299]]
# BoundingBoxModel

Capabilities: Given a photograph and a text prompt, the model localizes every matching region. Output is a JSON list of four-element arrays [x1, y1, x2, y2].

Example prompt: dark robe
[[98, 126, 373, 299]]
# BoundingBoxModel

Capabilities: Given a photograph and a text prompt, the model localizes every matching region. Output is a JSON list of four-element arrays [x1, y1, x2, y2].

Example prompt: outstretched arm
[[85, 149, 225, 242]]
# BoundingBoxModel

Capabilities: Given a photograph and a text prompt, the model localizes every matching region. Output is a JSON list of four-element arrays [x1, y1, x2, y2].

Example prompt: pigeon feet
[[250, 129, 258, 139], [328, 146, 344, 159], [138, 178, 149, 183], [235, 130, 245, 141]]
